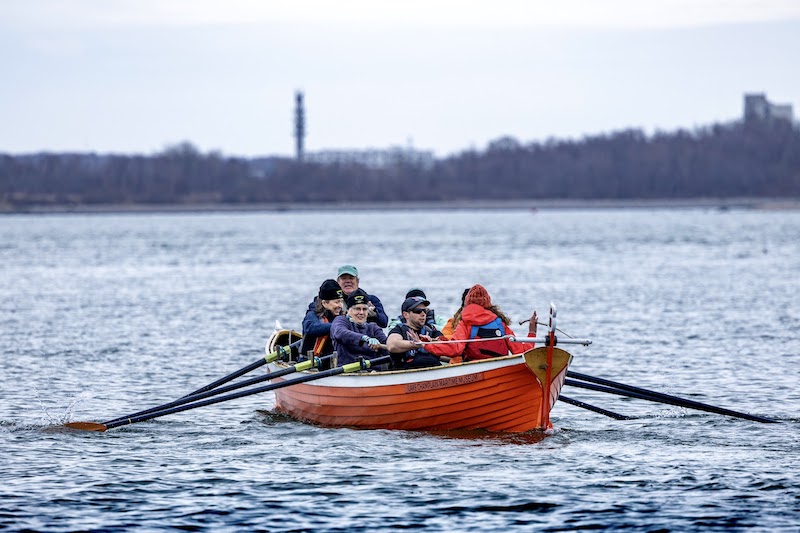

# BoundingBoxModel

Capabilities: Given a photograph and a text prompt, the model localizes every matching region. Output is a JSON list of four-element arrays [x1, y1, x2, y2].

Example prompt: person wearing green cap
[[336, 264, 388, 327]]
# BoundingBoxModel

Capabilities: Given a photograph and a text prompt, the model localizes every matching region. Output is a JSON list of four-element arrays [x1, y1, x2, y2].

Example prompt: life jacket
[[300, 315, 333, 358], [463, 316, 508, 361], [392, 323, 441, 369]]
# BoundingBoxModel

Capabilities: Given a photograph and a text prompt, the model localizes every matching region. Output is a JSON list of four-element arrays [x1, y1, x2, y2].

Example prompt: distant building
[[291, 91, 434, 169], [744, 93, 794, 123], [305, 146, 436, 170]]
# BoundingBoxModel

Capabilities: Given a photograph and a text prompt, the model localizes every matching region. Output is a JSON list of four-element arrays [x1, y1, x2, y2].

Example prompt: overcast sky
[[1, 0, 799, 158]]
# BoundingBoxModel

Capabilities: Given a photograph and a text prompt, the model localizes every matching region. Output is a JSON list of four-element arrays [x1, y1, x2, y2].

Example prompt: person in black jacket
[[386, 296, 444, 369]]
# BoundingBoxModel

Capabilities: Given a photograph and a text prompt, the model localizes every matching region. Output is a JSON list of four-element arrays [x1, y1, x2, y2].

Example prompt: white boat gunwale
[[266, 352, 531, 388]]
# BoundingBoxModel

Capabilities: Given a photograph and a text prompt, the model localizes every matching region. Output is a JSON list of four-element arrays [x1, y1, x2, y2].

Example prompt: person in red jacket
[[425, 284, 536, 363]]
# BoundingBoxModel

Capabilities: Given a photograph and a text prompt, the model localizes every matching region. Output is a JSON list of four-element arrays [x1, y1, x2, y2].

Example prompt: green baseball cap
[[337, 264, 359, 277]]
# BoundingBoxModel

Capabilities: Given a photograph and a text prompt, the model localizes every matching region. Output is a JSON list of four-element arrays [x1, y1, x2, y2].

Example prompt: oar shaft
[[508, 336, 592, 346], [417, 336, 591, 346], [558, 394, 633, 420], [416, 337, 511, 345], [103, 356, 327, 426], [183, 339, 302, 397], [564, 378, 776, 423], [104, 355, 391, 430], [183, 359, 265, 397], [567, 371, 777, 423]]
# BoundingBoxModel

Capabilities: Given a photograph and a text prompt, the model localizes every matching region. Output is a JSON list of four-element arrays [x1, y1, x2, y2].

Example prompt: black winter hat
[[346, 288, 369, 308], [319, 279, 343, 301]]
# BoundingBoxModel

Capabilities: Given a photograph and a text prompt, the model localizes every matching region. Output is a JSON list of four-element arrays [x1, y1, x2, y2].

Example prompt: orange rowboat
[[265, 329, 574, 432]]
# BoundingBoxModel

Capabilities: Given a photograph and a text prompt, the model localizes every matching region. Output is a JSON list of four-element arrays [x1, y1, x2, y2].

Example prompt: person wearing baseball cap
[[386, 296, 444, 369], [336, 264, 388, 327]]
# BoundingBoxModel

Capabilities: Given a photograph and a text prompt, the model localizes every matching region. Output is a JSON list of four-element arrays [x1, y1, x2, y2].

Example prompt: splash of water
[[35, 389, 94, 425]]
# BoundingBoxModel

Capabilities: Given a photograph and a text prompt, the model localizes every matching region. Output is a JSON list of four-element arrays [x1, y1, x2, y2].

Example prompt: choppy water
[[1, 208, 798, 531]]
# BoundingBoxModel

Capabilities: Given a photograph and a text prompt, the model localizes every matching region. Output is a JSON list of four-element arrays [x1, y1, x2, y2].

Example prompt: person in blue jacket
[[336, 264, 388, 327], [300, 279, 344, 362], [330, 289, 389, 368], [302, 265, 388, 329]]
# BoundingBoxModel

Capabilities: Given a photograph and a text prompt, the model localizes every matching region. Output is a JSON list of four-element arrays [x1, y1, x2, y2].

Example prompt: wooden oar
[[558, 394, 634, 420], [65, 355, 391, 432], [564, 374, 777, 423], [182, 339, 302, 398], [101, 354, 331, 427], [419, 335, 592, 346]]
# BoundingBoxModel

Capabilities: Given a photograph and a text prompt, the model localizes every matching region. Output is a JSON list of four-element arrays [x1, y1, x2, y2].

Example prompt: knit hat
[[319, 279, 343, 301], [464, 284, 492, 308], [405, 288, 426, 299], [346, 288, 369, 307]]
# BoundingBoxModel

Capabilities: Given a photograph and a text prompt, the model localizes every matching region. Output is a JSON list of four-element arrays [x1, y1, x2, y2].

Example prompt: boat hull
[[267, 348, 570, 432]]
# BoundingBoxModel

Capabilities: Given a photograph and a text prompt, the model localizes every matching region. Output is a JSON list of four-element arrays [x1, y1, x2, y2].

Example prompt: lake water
[[1, 208, 798, 531]]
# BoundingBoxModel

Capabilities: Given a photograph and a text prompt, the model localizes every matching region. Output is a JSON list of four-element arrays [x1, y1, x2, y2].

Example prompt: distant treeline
[[2, 120, 798, 208]]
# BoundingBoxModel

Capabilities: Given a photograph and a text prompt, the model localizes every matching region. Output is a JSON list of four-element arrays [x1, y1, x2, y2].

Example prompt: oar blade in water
[[64, 422, 108, 432]]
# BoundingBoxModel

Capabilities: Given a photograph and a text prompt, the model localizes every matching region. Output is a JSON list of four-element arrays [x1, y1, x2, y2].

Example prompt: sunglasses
[[408, 308, 428, 315]]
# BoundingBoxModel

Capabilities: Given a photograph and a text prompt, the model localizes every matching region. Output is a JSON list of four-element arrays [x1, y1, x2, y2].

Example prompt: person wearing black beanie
[[300, 279, 345, 362]]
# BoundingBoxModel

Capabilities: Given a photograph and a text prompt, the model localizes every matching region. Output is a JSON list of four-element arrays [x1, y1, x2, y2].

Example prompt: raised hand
[[528, 311, 538, 336]]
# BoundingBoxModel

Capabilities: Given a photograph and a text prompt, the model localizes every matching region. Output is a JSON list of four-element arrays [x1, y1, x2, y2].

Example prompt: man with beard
[[386, 296, 444, 369]]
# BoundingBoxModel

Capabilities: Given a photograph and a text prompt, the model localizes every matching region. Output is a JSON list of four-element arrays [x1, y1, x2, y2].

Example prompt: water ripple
[[1, 209, 798, 531]]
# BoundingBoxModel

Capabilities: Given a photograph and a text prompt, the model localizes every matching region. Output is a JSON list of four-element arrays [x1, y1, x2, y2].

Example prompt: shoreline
[[1, 197, 799, 214]]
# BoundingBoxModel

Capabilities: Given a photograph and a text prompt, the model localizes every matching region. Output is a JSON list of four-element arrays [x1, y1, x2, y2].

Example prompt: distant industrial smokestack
[[294, 91, 305, 161]]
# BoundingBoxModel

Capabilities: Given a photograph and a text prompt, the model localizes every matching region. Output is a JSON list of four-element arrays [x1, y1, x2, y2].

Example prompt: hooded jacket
[[424, 304, 534, 361]]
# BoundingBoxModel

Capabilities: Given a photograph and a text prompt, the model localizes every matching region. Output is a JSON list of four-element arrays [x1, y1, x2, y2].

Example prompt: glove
[[361, 335, 379, 347]]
